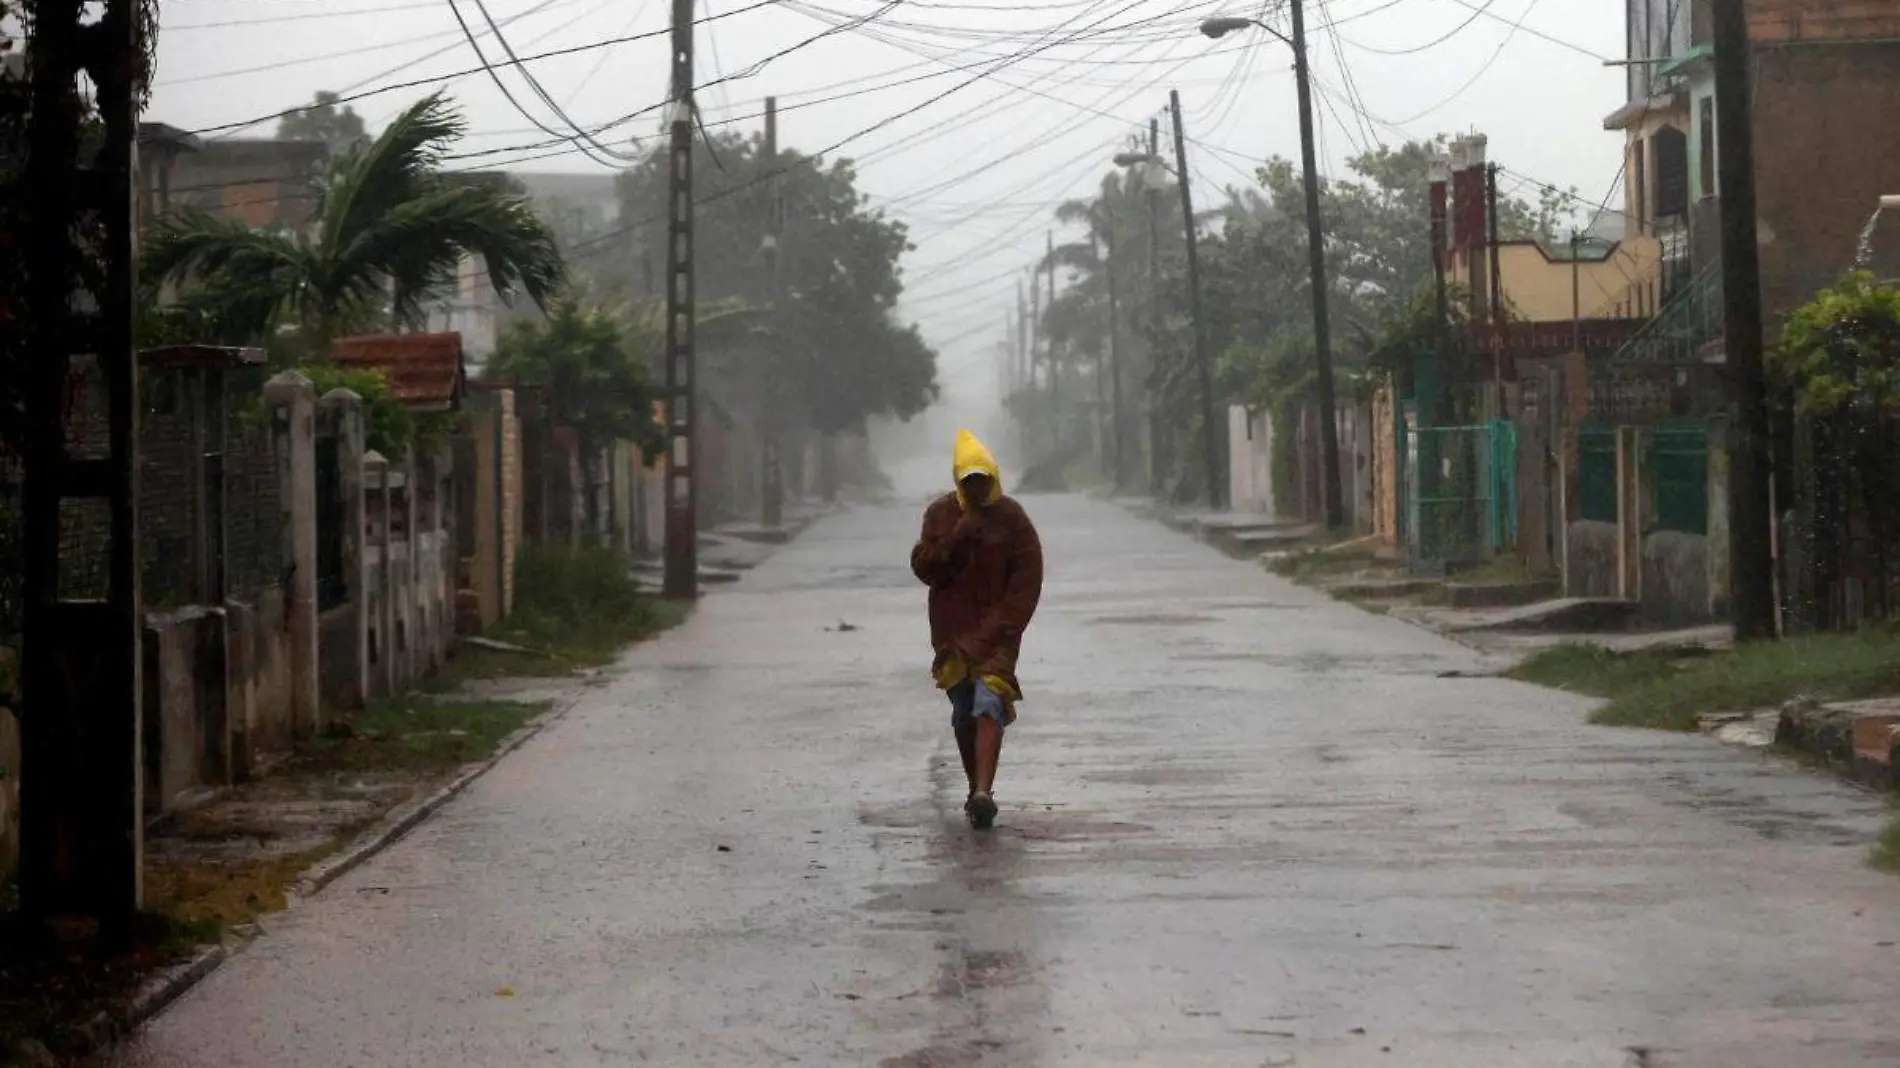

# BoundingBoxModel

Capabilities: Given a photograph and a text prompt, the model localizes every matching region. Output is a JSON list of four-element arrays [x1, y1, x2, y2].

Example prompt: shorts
[[947, 677, 1014, 730]]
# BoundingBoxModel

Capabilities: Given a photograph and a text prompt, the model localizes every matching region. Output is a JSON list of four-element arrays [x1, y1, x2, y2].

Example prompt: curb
[[291, 692, 583, 899], [104, 507, 831, 1048], [104, 691, 588, 1049]]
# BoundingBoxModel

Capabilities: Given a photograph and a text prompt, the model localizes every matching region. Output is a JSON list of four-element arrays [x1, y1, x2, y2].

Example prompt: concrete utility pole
[[760, 95, 784, 529], [662, 0, 698, 599], [1170, 89, 1222, 511], [1712, 0, 1776, 640], [19, 0, 144, 929], [1102, 202, 1126, 492]]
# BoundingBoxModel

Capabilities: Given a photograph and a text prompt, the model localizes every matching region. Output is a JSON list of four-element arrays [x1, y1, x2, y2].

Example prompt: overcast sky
[[149, 0, 1626, 408]]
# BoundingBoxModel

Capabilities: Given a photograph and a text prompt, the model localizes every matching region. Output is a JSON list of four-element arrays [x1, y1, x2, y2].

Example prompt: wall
[[1488, 237, 1666, 322], [167, 139, 328, 231], [1752, 40, 1900, 327], [1566, 519, 1621, 598], [1226, 405, 1274, 517]]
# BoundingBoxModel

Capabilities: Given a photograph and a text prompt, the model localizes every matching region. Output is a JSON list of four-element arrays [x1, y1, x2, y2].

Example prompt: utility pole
[[1713, 0, 1775, 640], [1046, 229, 1060, 448], [1170, 89, 1221, 511], [1103, 203, 1126, 492], [760, 95, 784, 529], [661, 0, 698, 599], [19, 0, 144, 929], [1487, 162, 1505, 411], [1016, 280, 1029, 393], [1287, 0, 1342, 528], [1147, 117, 1165, 497]]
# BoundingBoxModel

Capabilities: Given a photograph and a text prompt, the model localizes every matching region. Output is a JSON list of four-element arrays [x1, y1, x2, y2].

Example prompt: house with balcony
[[1575, 0, 1900, 625]]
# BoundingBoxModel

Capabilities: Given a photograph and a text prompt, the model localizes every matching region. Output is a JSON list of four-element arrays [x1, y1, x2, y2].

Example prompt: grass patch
[[431, 547, 688, 690], [1446, 554, 1549, 586], [1268, 540, 1383, 582], [1872, 816, 1900, 874], [304, 698, 542, 774], [0, 910, 216, 1054], [1510, 629, 1900, 731]]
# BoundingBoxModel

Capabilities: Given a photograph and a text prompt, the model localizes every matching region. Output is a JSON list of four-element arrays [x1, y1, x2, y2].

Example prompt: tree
[[141, 92, 564, 352], [1041, 135, 1572, 500], [612, 130, 938, 436], [487, 299, 668, 459], [276, 90, 370, 156]]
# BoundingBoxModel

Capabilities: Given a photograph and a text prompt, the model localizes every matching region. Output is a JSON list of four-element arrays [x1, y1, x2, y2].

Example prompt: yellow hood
[[953, 428, 1004, 510]]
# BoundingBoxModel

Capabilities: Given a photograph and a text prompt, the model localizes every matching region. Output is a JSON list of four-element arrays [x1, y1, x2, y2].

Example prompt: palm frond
[[140, 209, 312, 340], [317, 91, 466, 265], [336, 182, 564, 326]]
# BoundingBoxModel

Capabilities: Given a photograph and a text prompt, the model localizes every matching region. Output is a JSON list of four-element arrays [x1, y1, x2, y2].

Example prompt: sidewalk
[[2, 505, 841, 1065]]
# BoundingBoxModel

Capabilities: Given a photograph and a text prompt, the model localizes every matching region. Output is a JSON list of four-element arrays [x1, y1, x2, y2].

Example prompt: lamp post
[[1115, 122, 1220, 511], [1203, 8, 1344, 529]]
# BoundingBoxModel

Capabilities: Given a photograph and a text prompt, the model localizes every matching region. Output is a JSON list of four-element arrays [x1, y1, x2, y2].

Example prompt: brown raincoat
[[909, 430, 1044, 701]]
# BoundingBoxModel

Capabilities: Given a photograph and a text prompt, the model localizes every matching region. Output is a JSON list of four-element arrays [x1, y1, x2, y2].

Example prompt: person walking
[[909, 429, 1044, 830]]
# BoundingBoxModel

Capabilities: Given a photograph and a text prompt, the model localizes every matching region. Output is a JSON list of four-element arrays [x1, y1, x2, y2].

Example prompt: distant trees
[[612, 130, 939, 439], [1029, 134, 1576, 500], [276, 90, 370, 156]]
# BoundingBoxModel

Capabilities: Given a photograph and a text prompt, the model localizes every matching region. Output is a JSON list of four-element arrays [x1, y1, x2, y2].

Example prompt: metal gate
[[1404, 420, 1517, 569]]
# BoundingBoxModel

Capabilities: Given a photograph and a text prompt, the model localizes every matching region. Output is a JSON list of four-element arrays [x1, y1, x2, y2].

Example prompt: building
[[162, 137, 330, 231], [1607, 0, 1900, 359]]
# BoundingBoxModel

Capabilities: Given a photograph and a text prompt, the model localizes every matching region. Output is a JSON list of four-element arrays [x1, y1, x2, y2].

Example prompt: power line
[[182, 0, 782, 137], [1332, 0, 1496, 56], [163, 0, 447, 30], [156, 0, 598, 87], [1384, 0, 1547, 125], [447, 0, 635, 165]]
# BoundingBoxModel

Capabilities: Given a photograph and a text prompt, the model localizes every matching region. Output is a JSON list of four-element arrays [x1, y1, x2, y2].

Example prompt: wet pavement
[[110, 496, 1900, 1067]]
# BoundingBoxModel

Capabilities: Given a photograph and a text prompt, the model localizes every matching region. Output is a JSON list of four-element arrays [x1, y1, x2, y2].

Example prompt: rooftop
[[331, 332, 466, 412]]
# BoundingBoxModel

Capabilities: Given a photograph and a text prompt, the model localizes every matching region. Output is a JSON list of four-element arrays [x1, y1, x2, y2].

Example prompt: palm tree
[[141, 92, 564, 352]]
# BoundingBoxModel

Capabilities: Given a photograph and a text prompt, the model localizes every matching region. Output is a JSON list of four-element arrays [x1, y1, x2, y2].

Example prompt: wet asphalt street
[[112, 495, 1900, 1068]]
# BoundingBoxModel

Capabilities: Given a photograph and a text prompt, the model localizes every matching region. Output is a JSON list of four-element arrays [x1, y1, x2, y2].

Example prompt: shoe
[[967, 791, 997, 830]]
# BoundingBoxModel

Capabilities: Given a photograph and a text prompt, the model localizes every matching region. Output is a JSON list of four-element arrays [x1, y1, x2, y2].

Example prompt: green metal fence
[[1649, 422, 1709, 535], [1577, 423, 1617, 524], [1403, 420, 1517, 569]]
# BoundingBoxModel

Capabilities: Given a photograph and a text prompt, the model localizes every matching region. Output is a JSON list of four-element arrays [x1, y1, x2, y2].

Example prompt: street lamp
[[1202, 7, 1345, 530], [1113, 115, 1221, 511]]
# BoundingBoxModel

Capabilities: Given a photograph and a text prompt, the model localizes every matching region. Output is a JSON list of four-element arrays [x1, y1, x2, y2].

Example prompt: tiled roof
[[331, 332, 466, 412]]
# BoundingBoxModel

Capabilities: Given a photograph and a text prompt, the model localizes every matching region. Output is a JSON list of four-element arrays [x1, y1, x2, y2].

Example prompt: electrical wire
[[163, 0, 446, 31], [183, 0, 783, 137], [157, 0, 596, 87], [447, 0, 633, 165], [1383, 0, 1545, 125]]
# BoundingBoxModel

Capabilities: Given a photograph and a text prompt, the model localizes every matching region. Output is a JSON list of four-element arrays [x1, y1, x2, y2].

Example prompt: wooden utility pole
[[1286, 0, 1342, 527], [1103, 203, 1126, 492], [662, 0, 698, 598], [1712, 0, 1775, 640], [1046, 230, 1060, 448], [19, 0, 144, 928], [1487, 163, 1505, 409], [1147, 117, 1166, 496], [760, 95, 784, 529], [1170, 89, 1221, 510]]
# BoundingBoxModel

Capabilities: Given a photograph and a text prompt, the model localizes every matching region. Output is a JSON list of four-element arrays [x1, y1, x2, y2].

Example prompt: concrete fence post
[[264, 371, 318, 742], [364, 449, 393, 701], [320, 389, 368, 717]]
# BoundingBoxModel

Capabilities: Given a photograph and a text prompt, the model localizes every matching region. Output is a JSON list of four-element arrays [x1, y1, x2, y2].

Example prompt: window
[[1698, 97, 1715, 197], [1654, 124, 1689, 219]]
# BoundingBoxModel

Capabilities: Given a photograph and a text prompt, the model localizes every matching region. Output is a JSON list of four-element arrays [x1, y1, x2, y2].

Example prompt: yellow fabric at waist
[[933, 656, 1021, 702]]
